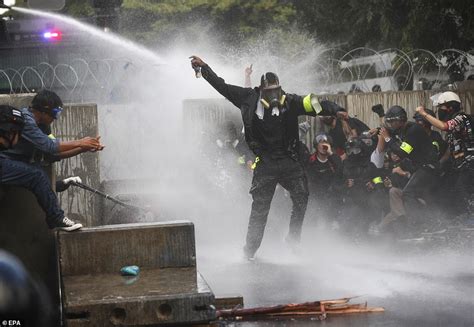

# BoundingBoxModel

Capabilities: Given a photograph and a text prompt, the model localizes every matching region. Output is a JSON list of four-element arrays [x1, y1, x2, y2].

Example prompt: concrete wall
[[52, 103, 101, 227]]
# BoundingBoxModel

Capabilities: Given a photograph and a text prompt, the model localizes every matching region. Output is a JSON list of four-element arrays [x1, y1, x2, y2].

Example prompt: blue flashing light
[[43, 30, 62, 41]]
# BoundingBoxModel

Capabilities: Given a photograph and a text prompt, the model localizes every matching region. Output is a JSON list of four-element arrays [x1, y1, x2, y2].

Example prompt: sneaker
[[54, 217, 83, 232]]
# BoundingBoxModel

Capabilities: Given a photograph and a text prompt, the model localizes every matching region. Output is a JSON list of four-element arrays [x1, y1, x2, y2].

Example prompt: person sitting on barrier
[[0, 90, 104, 231]]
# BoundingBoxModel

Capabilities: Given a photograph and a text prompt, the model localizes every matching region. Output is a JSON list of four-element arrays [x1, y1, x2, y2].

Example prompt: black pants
[[453, 166, 474, 216], [403, 167, 437, 226], [244, 156, 308, 256]]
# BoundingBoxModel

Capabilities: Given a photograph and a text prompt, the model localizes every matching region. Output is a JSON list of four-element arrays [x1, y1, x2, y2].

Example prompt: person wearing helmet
[[384, 105, 439, 230], [306, 132, 343, 226], [339, 136, 386, 235], [0, 90, 105, 232], [0, 105, 24, 151], [416, 91, 474, 217], [413, 109, 449, 162], [189, 55, 346, 260]]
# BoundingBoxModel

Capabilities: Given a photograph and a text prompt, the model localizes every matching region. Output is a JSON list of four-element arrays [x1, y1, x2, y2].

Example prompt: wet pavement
[[195, 213, 474, 327]]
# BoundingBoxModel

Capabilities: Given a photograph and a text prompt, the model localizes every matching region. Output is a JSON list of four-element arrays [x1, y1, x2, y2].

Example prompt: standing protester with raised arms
[[190, 55, 345, 260], [0, 90, 104, 231]]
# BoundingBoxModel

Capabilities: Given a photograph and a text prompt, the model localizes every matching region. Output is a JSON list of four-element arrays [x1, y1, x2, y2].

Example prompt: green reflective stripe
[[400, 142, 413, 154], [48, 134, 56, 140], [432, 141, 440, 151], [260, 98, 270, 109], [303, 94, 313, 113], [238, 156, 245, 165], [251, 156, 260, 170], [303, 94, 322, 114], [372, 176, 383, 184]]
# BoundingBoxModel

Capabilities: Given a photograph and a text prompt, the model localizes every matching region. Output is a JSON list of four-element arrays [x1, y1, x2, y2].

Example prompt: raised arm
[[190, 55, 251, 109], [415, 106, 447, 131], [244, 64, 253, 88]]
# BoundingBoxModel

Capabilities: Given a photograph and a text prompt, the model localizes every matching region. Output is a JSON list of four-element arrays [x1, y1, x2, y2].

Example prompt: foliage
[[62, 0, 474, 53]]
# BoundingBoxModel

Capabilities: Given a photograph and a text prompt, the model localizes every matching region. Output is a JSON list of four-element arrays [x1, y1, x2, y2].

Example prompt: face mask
[[437, 109, 450, 122], [260, 86, 285, 109]]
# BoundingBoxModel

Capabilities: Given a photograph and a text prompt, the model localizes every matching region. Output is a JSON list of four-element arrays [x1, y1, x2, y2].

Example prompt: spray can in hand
[[193, 66, 202, 78]]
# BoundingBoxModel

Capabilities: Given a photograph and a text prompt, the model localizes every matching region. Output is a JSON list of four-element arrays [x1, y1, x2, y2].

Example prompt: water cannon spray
[[0, 0, 11, 9]]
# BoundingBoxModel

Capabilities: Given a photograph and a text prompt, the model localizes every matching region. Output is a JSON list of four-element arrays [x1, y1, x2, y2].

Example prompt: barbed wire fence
[[0, 57, 152, 103], [0, 48, 472, 103]]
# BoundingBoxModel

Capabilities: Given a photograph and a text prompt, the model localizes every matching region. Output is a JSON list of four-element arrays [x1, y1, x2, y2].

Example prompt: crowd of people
[[190, 56, 474, 260]]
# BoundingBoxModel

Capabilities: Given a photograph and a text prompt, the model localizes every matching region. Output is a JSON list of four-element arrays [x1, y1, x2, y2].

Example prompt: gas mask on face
[[260, 85, 285, 109], [259, 72, 285, 110]]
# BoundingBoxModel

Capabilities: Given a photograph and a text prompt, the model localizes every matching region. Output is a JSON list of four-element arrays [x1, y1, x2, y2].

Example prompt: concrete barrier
[[57, 222, 215, 326]]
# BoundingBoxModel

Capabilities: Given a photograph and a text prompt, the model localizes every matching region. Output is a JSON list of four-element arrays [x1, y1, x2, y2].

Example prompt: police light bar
[[43, 30, 61, 41]]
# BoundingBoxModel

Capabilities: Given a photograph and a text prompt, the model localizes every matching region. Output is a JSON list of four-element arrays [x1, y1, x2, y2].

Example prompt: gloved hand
[[63, 176, 82, 185], [320, 100, 345, 116], [371, 104, 385, 117]]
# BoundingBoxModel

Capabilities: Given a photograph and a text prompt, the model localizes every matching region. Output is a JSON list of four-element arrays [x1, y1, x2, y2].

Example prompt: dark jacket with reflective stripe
[[388, 122, 438, 169], [201, 65, 337, 161]]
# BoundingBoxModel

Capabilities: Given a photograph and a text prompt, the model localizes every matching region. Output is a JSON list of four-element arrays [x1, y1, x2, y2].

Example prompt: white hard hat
[[437, 91, 461, 106], [430, 92, 442, 106]]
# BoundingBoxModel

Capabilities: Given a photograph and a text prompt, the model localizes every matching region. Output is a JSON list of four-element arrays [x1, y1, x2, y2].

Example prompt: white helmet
[[437, 91, 461, 106]]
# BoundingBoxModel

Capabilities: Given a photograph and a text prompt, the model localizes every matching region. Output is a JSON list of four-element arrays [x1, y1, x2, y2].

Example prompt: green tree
[[120, 0, 296, 47]]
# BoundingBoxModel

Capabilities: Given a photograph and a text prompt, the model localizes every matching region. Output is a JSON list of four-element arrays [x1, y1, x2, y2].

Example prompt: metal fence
[[0, 47, 472, 102], [0, 57, 147, 103]]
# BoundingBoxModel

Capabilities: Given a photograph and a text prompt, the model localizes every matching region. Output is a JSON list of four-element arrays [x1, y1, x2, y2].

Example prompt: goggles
[[346, 146, 362, 155], [49, 107, 63, 120], [384, 118, 401, 130]]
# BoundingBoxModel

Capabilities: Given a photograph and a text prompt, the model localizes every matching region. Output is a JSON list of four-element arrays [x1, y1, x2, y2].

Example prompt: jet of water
[[11, 6, 164, 64]]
